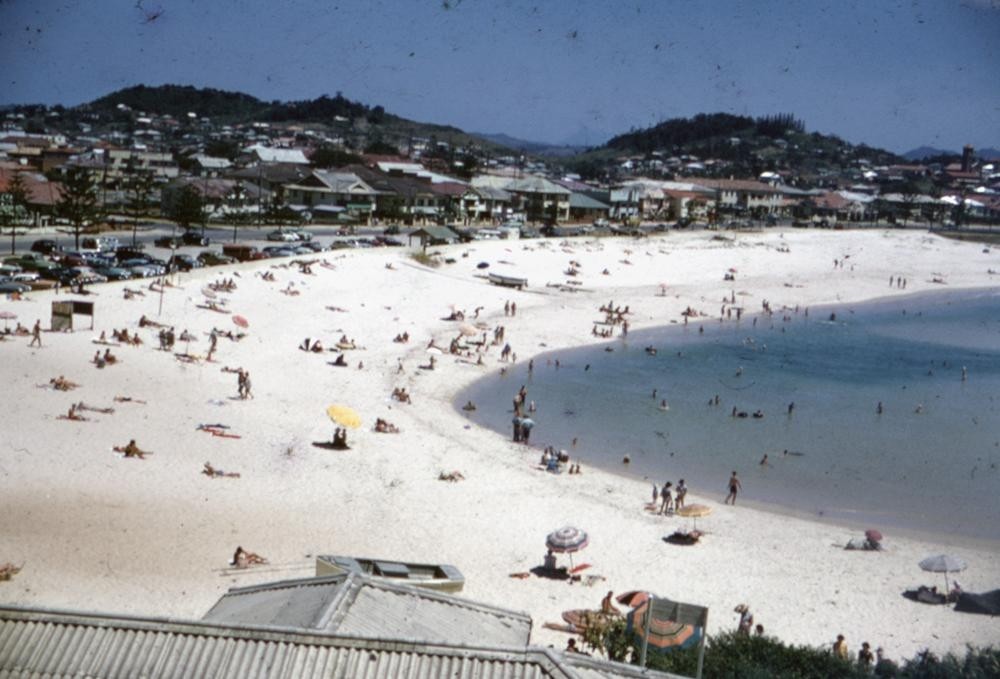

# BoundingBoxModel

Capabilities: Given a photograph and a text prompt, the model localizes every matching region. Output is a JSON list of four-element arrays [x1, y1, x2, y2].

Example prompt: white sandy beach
[[1, 228, 998, 661]]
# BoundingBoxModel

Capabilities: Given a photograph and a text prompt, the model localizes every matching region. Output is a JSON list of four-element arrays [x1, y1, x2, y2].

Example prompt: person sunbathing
[[202, 462, 241, 478], [76, 402, 114, 415], [114, 439, 151, 459], [392, 387, 412, 403], [331, 353, 348, 367], [92, 351, 106, 368], [59, 404, 88, 421], [230, 546, 266, 569], [50, 376, 80, 391], [438, 470, 465, 482], [103, 349, 117, 365], [374, 418, 399, 433]]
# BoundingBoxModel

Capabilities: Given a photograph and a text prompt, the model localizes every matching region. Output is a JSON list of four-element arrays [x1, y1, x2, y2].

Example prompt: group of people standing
[[652, 479, 687, 514]]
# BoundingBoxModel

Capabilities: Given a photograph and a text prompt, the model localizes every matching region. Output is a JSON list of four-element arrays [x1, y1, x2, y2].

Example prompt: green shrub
[[409, 252, 439, 268], [581, 613, 997, 678], [895, 645, 1000, 679]]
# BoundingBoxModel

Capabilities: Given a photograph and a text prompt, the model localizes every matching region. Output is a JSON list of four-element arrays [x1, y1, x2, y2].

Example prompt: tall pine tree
[[56, 167, 101, 250]]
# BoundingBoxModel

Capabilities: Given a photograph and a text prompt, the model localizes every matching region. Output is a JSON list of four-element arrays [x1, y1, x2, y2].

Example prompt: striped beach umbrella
[[545, 526, 589, 572], [627, 599, 703, 653]]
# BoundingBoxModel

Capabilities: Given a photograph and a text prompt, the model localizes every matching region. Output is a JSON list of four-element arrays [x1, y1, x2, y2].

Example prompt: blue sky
[[1, 0, 997, 153]]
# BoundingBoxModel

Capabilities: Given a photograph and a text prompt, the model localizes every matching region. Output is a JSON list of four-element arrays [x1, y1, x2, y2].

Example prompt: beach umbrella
[[677, 504, 712, 531], [919, 554, 967, 591], [458, 323, 479, 337], [627, 598, 703, 654], [0, 310, 15, 332], [546, 526, 589, 572], [326, 404, 361, 429], [617, 590, 650, 608], [232, 314, 249, 329], [202, 287, 217, 299]]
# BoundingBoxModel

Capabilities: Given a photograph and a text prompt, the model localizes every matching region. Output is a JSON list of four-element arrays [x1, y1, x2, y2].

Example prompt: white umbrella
[[919, 554, 967, 591]]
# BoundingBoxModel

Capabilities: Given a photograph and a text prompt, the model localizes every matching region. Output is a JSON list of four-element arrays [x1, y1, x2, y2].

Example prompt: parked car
[[0, 280, 32, 293], [266, 229, 298, 242], [383, 224, 401, 235], [197, 251, 236, 266], [39, 266, 72, 281], [30, 239, 61, 255], [60, 251, 92, 267], [119, 259, 164, 277], [4, 253, 59, 272], [181, 231, 210, 246], [82, 236, 119, 252], [262, 245, 295, 258], [115, 246, 147, 262], [66, 266, 108, 285], [9, 270, 40, 283], [290, 230, 312, 242], [300, 241, 326, 253], [154, 236, 184, 248], [94, 265, 134, 281], [168, 254, 204, 271], [222, 244, 267, 261]]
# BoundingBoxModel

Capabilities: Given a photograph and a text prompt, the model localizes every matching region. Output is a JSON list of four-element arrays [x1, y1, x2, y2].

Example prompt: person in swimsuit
[[725, 471, 742, 505]]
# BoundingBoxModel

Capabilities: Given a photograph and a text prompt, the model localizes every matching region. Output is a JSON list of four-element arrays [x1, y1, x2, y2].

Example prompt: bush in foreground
[[583, 618, 998, 678]]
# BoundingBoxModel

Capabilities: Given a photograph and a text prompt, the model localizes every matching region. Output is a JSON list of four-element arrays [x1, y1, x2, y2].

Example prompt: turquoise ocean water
[[456, 288, 1000, 542]]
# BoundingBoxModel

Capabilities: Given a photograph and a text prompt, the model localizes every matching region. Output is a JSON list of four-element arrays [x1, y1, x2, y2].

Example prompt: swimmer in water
[[659, 399, 670, 411]]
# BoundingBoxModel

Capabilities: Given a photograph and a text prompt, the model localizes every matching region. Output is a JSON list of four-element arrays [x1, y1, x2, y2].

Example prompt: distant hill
[[67, 84, 520, 158], [473, 132, 589, 157], [562, 112, 905, 181], [82, 84, 375, 124], [902, 146, 954, 161], [902, 145, 1000, 162]]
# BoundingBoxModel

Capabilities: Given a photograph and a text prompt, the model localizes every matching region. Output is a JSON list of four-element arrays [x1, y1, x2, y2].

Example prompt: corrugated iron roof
[[0, 605, 683, 679], [202, 573, 532, 647]]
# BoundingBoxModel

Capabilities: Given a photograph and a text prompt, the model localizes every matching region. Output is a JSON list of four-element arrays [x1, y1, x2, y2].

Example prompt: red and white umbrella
[[232, 314, 248, 329], [0, 310, 15, 332]]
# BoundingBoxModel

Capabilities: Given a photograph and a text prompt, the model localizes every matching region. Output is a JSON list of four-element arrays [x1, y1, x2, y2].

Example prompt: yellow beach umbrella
[[677, 504, 712, 530], [326, 405, 361, 429]]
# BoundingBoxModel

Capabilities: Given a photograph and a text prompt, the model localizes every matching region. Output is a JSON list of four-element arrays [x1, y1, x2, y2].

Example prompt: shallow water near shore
[[457, 287, 1000, 542]]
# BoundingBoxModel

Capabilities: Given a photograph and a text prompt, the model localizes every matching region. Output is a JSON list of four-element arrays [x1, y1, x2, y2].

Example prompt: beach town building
[[240, 143, 310, 165], [0, 573, 682, 678], [0, 164, 63, 227], [689, 178, 785, 216], [160, 176, 269, 220], [283, 170, 378, 223], [104, 148, 180, 180], [190, 153, 233, 177], [458, 185, 513, 223], [472, 174, 570, 223]]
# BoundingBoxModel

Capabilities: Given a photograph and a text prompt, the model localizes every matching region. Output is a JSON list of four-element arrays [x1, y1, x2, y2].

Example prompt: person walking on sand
[[29, 320, 42, 347], [724, 471, 742, 505]]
